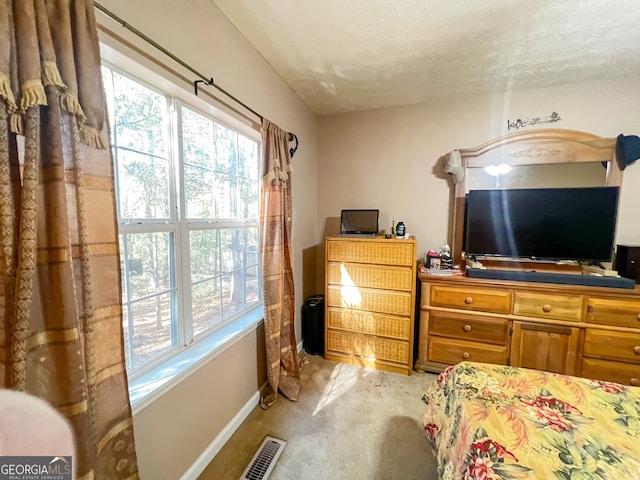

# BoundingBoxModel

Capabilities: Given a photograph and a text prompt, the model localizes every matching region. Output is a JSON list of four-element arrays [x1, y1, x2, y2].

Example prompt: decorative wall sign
[[507, 112, 561, 130]]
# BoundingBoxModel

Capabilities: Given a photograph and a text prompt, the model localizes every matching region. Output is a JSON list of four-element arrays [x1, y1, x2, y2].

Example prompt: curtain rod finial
[[288, 133, 299, 158]]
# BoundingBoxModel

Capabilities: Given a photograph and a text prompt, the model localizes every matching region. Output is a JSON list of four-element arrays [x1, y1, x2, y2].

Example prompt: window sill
[[128, 306, 264, 414]]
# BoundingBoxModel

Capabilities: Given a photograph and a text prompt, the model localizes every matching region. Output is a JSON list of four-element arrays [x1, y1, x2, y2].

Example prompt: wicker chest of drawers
[[324, 236, 417, 375], [416, 274, 640, 385]]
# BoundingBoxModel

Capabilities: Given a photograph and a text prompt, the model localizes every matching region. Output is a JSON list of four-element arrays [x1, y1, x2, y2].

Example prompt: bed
[[422, 362, 640, 479]]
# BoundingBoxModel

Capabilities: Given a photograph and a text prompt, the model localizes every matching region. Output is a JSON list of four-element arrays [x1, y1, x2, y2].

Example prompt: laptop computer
[[339, 209, 379, 238]]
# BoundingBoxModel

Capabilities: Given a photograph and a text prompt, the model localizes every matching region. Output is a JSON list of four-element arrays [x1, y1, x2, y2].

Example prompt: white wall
[[96, 1, 318, 478], [318, 77, 640, 261]]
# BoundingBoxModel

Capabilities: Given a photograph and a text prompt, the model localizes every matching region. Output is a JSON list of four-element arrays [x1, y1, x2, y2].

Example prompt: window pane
[[182, 108, 213, 168], [214, 173, 236, 218], [184, 164, 215, 219], [238, 134, 258, 180], [116, 149, 170, 219], [221, 272, 243, 319], [214, 124, 237, 175], [121, 232, 173, 302], [239, 178, 258, 220], [244, 228, 261, 306], [192, 279, 222, 336], [245, 228, 259, 267], [220, 229, 244, 273], [190, 230, 220, 280], [101, 67, 116, 145], [112, 71, 166, 156], [245, 265, 260, 305], [121, 231, 176, 371], [126, 293, 173, 369]]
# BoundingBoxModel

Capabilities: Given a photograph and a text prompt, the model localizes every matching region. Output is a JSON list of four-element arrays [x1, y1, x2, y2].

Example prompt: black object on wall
[[615, 245, 640, 284], [302, 295, 325, 355]]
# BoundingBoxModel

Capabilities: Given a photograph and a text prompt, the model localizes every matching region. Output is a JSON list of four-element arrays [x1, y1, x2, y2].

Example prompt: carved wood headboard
[[450, 129, 621, 265]]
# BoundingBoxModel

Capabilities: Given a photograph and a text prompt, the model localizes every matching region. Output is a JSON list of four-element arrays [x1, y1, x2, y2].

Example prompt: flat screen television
[[464, 186, 620, 262]]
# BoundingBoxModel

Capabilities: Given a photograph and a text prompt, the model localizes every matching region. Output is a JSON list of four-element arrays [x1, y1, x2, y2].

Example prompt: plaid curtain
[[0, 1, 138, 478], [259, 118, 300, 409]]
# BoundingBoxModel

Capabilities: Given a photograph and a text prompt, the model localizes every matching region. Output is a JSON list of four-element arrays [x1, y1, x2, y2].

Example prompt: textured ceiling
[[210, 0, 640, 116]]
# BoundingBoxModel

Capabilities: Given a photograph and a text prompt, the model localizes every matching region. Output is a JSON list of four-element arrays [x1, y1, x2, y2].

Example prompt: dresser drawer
[[581, 357, 640, 387], [428, 337, 508, 365], [583, 329, 640, 364], [587, 297, 640, 328], [326, 261, 414, 291], [429, 311, 509, 345], [326, 239, 415, 266], [327, 307, 411, 340], [327, 330, 409, 365], [327, 285, 412, 316], [430, 285, 511, 314], [513, 291, 585, 322]]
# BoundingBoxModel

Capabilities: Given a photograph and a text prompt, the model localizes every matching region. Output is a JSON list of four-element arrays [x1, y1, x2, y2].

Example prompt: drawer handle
[[464, 297, 474, 305], [462, 352, 470, 360], [542, 304, 552, 313], [634, 346, 640, 355], [463, 324, 472, 332], [631, 378, 640, 387]]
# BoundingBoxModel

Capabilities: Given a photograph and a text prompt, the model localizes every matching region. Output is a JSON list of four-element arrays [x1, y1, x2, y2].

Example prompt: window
[[102, 64, 262, 376]]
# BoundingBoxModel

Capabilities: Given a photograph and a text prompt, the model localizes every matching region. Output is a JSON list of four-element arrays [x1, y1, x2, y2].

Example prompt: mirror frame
[[451, 129, 623, 266]]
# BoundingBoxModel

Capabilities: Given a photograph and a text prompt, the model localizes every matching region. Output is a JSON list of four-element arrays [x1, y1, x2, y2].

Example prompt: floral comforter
[[422, 362, 640, 479]]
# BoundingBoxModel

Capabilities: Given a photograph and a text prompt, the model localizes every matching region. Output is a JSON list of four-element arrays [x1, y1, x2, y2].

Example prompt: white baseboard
[[180, 390, 260, 480]]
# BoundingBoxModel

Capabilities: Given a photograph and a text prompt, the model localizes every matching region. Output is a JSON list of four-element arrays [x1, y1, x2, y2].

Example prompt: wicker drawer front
[[513, 291, 584, 322], [327, 307, 411, 340], [327, 330, 409, 365], [581, 357, 640, 387], [429, 311, 509, 345], [327, 285, 412, 316], [326, 239, 414, 266], [326, 262, 413, 291], [430, 285, 511, 314], [587, 297, 640, 328], [428, 336, 508, 365], [583, 329, 640, 364]]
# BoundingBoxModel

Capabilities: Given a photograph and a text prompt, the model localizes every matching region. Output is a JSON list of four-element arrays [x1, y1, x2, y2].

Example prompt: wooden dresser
[[324, 236, 417, 375], [416, 273, 640, 385]]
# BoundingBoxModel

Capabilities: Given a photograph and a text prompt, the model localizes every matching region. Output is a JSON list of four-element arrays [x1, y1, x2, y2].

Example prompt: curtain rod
[[93, 1, 299, 155]]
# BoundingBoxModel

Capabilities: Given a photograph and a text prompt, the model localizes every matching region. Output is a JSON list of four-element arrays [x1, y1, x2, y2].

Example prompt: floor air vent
[[240, 436, 286, 480]]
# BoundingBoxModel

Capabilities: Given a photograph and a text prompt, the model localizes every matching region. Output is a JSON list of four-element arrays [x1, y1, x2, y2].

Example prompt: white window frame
[[101, 43, 264, 411]]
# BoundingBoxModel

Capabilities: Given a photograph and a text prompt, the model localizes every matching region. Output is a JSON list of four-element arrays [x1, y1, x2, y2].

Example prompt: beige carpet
[[199, 355, 438, 480]]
